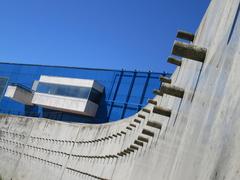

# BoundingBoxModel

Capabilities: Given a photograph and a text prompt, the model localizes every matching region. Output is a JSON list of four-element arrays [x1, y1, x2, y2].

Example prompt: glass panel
[[0, 77, 8, 100], [36, 82, 93, 100], [89, 88, 102, 104]]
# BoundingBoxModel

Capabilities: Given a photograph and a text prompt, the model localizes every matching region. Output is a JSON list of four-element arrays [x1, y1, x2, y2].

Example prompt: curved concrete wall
[[1, 0, 240, 179]]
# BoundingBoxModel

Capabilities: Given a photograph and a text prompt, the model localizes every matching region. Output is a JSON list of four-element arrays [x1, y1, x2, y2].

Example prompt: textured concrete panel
[[1, 0, 240, 179]]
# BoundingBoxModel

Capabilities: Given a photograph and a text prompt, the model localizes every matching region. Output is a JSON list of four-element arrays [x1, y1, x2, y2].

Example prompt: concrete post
[[160, 83, 184, 98], [153, 106, 171, 117], [138, 114, 145, 119], [130, 145, 139, 150], [172, 41, 207, 62], [153, 89, 163, 96], [134, 119, 141, 123], [177, 30, 195, 42], [168, 57, 182, 66], [137, 136, 149, 143], [160, 76, 172, 84], [148, 99, 157, 105], [146, 121, 162, 130], [142, 129, 154, 137], [134, 140, 144, 147], [142, 108, 151, 113], [126, 127, 132, 131], [130, 123, 136, 128]]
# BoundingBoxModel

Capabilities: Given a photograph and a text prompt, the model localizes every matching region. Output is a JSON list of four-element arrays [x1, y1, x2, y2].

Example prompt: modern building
[[1, 0, 240, 180], [0, 62, 169, 123]]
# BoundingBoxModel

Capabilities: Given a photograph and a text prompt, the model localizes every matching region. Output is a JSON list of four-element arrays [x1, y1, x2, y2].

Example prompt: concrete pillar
[[137, 136, 149, 143], [134, 140, 144, 147], [142, 108, 151, 113], [160, 76, 172, 84], [138, 114, 145, 119], [161, 83, 184, 98], [134, 119, 141, 123], [126, 126, 132, 131], [146, 121, 162, 130], [153, 106, 171, 117], [148, 99, 157, 105], [130, 123, 136, 128], [153, 89, 163, 96], [127, 148, 134, 153], [142, 129, 154, 137], [172, 41, 207, 62], [168, 57, 182, 66], [176, 30, 195, 42], [121, 131, 126, 135], [130, 145, 139, 150]]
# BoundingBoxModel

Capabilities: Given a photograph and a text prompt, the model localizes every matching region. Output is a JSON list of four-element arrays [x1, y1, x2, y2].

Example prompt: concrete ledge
[[126, 127, 132, 131], [153, 89, 163, 96], [130, 145, 139, 150], [134, 140, 144, 147], [121, 131, 126, 135], [142, 108, 151, 113], [138, 114, 146, 119], [153, 106, 171, 117], [142, 129, 154, 137], [130, 123, 136, 128], [161, 83, 184, 98], [146, 121, 162, 130], [134, 119, 141, 123], [138, 136, 149, 143], [148, 99, 157, 105], [172, 41, 207, 62], [168, 57, 182, 66], [160, 76, 172, 84], [176, 30, 195, 42]]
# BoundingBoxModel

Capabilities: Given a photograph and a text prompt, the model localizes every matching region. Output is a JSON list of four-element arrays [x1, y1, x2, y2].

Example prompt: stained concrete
[[1, 0, 240, 179]]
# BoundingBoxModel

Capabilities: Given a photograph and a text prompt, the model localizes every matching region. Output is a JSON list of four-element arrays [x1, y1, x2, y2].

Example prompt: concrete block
[[160, 76, 172, 84], [134, 119, 141, 124], [153, 106, 171, 117], [153, 89, 163, 96], [168, 57, 182, 66], [176, 30, 195, 42], [129, 124, 136, 128], [134, 140, 143, 147], [130, 145, 139, 151], [148, 99, 157, 105], [172, 41, 207, 62], [121, 131, 126, 135], [142, 129, 154, 137], [160, 83, 184, 98], [126, 127, 132, 131], [137, 114, 146, 119], [142, 108, 151, 113], [146, 121, 162, 130]]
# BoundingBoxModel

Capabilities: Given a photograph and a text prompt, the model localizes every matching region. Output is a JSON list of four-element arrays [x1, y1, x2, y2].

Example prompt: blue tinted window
[[0, 63, 166, 123], [0, 77, 8, 100], [36, 82, 91, 99], [89, 88, 102, 104]]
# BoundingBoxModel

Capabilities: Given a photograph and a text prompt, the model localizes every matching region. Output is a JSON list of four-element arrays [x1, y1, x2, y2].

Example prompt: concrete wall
[[1, 0, 240, 179]]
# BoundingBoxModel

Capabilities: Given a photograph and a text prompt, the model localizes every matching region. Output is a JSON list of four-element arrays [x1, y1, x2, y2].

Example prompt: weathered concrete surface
[[1, 0, 240, 179]]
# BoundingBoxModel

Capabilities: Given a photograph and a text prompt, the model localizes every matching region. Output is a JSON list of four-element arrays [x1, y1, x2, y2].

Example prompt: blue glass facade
[[0, 62, 170, 123]]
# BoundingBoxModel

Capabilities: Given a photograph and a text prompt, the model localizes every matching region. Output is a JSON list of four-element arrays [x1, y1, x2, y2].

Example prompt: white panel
[[93, 81, 104, 92], [39, 75, 95, 88], [5, 85, 33, 105], [4, 86, 17, 98], [84, 100, 99, 116], [32, 93, 98, 117]]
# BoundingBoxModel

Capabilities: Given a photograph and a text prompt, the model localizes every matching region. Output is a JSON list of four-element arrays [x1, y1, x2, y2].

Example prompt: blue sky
[[0, 0, 210, 73]]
